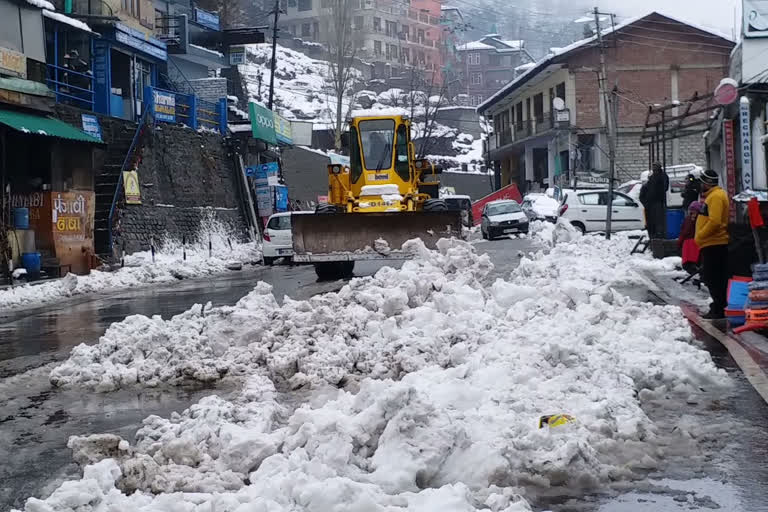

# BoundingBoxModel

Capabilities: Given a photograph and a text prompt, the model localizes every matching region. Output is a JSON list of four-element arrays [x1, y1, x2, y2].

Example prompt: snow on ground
[[0, 213, 260, 312], [24, 223, 732, 511]]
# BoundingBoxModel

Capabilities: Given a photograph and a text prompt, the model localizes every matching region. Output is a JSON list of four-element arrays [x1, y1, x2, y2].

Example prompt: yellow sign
[[123, 170, 142, 204], [0, 47, 26, 78]]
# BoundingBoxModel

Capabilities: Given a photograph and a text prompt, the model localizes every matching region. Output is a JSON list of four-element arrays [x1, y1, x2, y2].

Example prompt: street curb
[[641, 271, 768, 404]]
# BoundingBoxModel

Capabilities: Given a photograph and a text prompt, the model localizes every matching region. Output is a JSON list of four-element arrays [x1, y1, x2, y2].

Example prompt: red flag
[[748, 197, 764, 228]]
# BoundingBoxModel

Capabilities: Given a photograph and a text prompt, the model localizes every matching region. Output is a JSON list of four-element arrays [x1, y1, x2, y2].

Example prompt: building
[[456, 34, 534, 107], [478, 12, 734, 195], [279, 0, 443, 81]]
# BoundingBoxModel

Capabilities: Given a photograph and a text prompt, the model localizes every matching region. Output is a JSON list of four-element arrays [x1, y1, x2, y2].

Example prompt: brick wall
[[188, 77, 228, 104], [117, 125, 248, 253], [614, 130, 707, 181]]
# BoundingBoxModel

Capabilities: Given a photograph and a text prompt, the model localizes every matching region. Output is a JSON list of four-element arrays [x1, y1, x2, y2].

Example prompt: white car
[[262, 212, 294, 265], [522, 193, 560, 222], [558, 189, 644, 234], [480, 200, 529, 239]]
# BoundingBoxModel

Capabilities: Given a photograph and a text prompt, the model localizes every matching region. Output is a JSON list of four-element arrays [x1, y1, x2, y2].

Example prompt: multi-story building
[[456, 35, 534, 107], [279, 0, 443, 81], [478, 12, 734, 195]]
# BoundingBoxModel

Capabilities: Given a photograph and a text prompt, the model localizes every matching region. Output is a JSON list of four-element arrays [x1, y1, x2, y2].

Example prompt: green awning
[[0, 108, 103, 144]]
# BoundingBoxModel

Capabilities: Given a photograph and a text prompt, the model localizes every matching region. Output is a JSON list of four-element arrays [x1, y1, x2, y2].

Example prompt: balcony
[[515, 121, 532, 140], [497, 127, 513, 147], [536, 116, 552, 133], [47, 63, 95, 111]]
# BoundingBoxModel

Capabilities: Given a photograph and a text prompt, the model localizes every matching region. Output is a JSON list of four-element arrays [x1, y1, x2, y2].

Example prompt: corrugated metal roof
[[0, 109, 103, 144]]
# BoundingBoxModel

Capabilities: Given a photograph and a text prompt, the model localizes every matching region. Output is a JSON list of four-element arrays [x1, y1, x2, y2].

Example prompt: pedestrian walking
[[645, 162, 669, 238], [681, 173, 701, 212], [694, 170, 730, 319]]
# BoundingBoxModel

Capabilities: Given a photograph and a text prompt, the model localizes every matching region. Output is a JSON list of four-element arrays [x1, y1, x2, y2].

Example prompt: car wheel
[[482, 227, 489, 240], [571, 221, 586, 234], [263, 256, 276, 266]]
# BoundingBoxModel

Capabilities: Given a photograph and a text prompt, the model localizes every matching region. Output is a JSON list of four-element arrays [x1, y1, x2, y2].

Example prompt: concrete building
[[478, 12, 734, 195], [279, 0, 443, 81], [456, 35, 534, 107]]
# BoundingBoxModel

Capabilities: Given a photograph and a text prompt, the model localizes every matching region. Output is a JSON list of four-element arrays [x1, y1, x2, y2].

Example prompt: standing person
[[695, 170, 730, 319], [681, 173, 701, 212], [645, 162, 669, 238]]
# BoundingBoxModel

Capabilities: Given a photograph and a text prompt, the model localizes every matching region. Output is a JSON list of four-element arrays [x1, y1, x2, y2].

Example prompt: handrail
[[107, 102, 152, 255]]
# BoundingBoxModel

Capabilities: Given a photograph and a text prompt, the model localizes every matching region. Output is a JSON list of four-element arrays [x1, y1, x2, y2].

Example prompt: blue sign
[[195, 7, 220, 30], [153, 90, 176, 122], [245, 166, 257, 177], [260, 161, 279, 175], [275, 185, 289, 211], [115, 23, 167, 61], [81, 114, 102, 141]]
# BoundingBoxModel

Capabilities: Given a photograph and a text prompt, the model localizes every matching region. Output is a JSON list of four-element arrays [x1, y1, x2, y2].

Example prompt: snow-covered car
[[443, 194, 473, 226], [558, 189, 644, 234], [480, 200, 529, 239], [262, 212, 294, 265], [522, 193, 559, 223]]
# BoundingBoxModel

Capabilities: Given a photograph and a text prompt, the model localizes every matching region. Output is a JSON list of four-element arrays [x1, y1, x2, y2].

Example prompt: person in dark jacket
[[681, 173, 701, 212], [645, 162, 669, 238]]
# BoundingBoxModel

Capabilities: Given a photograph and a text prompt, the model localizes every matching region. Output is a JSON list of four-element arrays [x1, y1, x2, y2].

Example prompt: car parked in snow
[[262, 212, 297, 265], [481, 200, 529, 239], [522, 193, 559, 223], [558, 189, 644, 234]]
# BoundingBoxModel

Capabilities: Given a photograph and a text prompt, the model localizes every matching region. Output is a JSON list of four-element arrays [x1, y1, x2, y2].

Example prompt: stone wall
[[189, 77, 228, 104], [615, 130, 707, 182], [117, 124, 248, 253]]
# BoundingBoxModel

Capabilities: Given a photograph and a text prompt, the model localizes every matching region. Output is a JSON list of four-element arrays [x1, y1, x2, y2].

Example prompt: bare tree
[[319, 0, 359, 151], [402, 64, 452, 158]]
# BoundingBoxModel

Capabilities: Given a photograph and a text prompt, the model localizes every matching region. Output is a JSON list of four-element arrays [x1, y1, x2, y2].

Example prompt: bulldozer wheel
[[315, 203, 340, 214], [423, 199, 448, 212], [314, 261, 355, 281]]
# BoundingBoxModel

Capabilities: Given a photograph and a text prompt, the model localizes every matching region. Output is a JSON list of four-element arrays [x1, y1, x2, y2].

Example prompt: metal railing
[[498, 127, 513, 147], [46, 64, 94, 111]]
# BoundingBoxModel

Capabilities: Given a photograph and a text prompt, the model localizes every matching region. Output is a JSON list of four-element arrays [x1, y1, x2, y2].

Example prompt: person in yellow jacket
[[694, 169, 730, 319]]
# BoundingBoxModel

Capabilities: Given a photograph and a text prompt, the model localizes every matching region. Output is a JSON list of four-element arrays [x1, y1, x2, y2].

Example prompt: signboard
[[153, 90, 176, 122], [715, 78, 739, 105], [555, 109, 570, 123], [195, 7, 221, 30], [81, 114, 102, 141], [268, 175, 280, 186], [249, 102, 277, 145], [724, 119, 738, 222], [471, 184, 523, 226], [51, 191, 95, 275], [275, 185, 289, 211], [123, 171, 142, 204], [229, 46, 246, 65], [274, 113, 293, 145], [115, 23, 168, 61], [245, 166, 256, 177], [255, 187, 273, 216], [744, 0, 768, 38], [0, 47, 26, 78], [740, 98, 753, 191], [291, 121, 313, 145]]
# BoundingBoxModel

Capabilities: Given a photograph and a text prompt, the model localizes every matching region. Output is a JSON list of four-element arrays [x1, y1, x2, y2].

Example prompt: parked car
[[262, 212, 295, 265], [558, 189, 644, 234], [443, 194, 473, 226], [481, 200, 529, 239], [522, 193, 559, 223]]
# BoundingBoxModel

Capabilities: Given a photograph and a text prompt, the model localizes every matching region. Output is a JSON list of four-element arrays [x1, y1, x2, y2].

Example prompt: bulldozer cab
[[349, 116, 414, 198]]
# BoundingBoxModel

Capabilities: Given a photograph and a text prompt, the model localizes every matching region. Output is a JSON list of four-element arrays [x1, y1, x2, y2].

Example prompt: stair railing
[[107, 102, 153, 256]]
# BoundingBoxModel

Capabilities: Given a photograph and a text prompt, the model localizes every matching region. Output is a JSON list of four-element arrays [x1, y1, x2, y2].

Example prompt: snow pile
[[28, 229, 734, 511], [0, 213, 259, 312]]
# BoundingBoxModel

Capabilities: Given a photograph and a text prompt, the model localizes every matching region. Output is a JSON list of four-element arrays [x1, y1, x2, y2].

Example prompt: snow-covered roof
[[190, 44, 224, 58], [500, 40, 524, 50], [25, 0, 54, 10], [478, 11, 734, 114], [514, 62, 536, 72], [43, 10, 93, 32], [456, 41, 494, 51]]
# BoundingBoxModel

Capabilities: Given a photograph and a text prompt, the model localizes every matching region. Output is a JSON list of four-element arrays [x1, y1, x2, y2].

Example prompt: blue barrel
[[21, 252, 41, 277], [666, 209, 684, 239], [13, 208, 29, 229]]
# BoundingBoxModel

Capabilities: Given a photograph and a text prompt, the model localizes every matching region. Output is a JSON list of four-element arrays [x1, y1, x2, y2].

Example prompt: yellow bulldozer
[[291, 115, 463, 279]]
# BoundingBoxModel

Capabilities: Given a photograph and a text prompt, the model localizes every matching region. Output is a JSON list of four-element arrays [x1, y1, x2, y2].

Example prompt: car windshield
[[359, 119, 395, 170], [486, 202, 521, 215], [267, 215, 291, 230]]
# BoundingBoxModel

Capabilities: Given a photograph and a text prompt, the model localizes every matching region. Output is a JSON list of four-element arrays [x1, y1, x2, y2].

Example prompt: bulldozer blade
[[291, 211, 463, 262]]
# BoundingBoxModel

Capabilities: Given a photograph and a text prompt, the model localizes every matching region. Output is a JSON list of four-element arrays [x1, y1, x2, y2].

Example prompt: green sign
[[273, 112, 293, 145], [249, 102, 277, 145]]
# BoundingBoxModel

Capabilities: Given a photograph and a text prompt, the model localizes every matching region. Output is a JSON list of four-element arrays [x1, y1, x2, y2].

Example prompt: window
[[386, 21, 397, 37], [288, 0, 297, 6], [515, 102, 523, 128], [417, 29, 425, 44], [611, 193, 635, 207], [312, 21, 319, 38], [526, 97, 531, 121], [470, 95, 483, 106], [533, 93, 544, 122], [578, 193, 603, 206], [468, 52, 480, 65], [556, 82, 566, 102], [400, 24, 409, 40], [386, 44, 391, 60], [122, 0, 140, 17], [267, 215, 292, 230], [470, 72, 482, 85], [394, 124, 410, 180], [359, 119, 395, 170], [373, 17, 382, 31], [489, 55, 501, 66], [354, 16, 363, 29], [401, 47, 409, 63], [374, 40, 382, 55], [391, 45, 398, 60], [301, 23, 311, 37], [298, 0, 312, 11]]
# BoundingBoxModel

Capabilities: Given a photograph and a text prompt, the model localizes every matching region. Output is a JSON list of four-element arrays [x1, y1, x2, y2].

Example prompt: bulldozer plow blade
[[291, 211, 464, 263]]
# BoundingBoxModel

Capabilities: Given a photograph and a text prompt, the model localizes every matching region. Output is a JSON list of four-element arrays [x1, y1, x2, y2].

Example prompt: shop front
[[93, 23, 167, 121]]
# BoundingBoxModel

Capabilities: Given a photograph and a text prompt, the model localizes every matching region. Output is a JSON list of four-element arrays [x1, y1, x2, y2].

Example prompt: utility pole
[[593, 6, 617, 239], [268, 0, 280, 110]]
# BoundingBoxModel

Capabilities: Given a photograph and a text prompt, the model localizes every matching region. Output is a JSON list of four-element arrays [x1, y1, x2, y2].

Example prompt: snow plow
[[292, 115, 463, 279]]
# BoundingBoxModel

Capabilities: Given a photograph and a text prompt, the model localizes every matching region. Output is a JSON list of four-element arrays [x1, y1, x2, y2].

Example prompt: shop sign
[[275, 185, 289, 211], [195, 7, 220, 30], [153, 90, 176, 122], [115, 23, 168, 61], [249, 102, 277, 145], [52, 192, 91, 242], [740, 98, 753, 190], [123, 170, 142, 204], [229, 46, 246, 65], [724, 119, 738, 222], [81, 114, 102, 141], [273, 113, 293, 145], [0, 47, 26, 78]]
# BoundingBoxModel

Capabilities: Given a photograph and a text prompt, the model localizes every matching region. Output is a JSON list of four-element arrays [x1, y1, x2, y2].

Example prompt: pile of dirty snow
[[0, 214, 259, 312], [25, 228, 734, 512]]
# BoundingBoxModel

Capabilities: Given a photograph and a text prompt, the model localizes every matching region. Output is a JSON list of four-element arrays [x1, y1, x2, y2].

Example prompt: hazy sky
[[602, 0, 741, 35]]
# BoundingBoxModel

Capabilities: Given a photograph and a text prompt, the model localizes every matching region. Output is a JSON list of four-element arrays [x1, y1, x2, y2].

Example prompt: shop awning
[[0, 109, 103, 144]]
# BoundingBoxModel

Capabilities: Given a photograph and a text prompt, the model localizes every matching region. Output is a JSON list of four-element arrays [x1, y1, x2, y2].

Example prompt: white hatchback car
[[262, 212, 294, 265], [558, 189, 644, 234], [480, 200, 529, 239]]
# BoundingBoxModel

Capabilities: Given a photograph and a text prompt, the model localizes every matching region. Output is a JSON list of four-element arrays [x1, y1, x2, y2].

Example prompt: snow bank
[[28, 229, 731, 511], [0, 212, 259, 312]]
